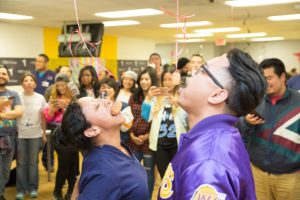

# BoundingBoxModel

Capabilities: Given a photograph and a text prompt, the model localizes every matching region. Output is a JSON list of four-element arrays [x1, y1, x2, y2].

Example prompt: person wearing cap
[[44, 66, 73, 102], [117, 70, 137, 104], [42, 73, 78, 200]]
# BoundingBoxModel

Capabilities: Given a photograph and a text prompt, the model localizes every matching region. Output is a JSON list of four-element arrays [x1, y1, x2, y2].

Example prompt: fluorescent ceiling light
[[103, 20, 140, 27], [175, 33, 213, 38], [226, 32, 267, 38], [194, 27, 241, 33], [268, 14, 300, 21], [0, 12, 33, 20], [225, 0, 300, 7], [160, 21, 212, 28], [177, 39, 205, 43], [251, 37, 285, 42], [95, 8, 163, 18]]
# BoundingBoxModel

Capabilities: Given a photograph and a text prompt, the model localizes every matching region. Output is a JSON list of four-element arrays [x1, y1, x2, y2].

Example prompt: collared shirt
[[158, 114, 256, 200]]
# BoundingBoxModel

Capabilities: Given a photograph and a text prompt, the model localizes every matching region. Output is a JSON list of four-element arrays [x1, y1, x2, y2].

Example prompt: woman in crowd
[[128, 67, 158, 198], [117, 70, 137, 104], [43, 74, 78, 200], [99, 78, 133, 143], [78, 65, 100, 98], [16, 73, 47, 200], [141, 66, 188, 178], [61, 97, 149, 199]]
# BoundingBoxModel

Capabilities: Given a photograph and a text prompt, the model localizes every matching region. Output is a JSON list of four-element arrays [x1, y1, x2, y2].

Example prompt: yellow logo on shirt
[[159, 163, 174, 199], [191, 184, 226, 200]]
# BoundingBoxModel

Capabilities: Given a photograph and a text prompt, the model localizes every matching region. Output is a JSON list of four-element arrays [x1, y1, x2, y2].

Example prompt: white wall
[[227, 41, 300, 71], [117, 35, 156, 60], [156, 40, 300, 71], [0, 22, 44, 58]]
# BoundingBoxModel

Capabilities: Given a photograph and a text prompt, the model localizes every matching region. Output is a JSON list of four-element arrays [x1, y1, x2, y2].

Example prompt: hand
[[148, 86, 161, 97], [130, 132, 143, 145], [138, 133, 149, 143], [55, 99, 68, 109], [111, 101, 122, 116], [42, 134, 47, 145], [165, 95, 178, 107], [0, 97, 10, 111], [245, 114, 265, 125]]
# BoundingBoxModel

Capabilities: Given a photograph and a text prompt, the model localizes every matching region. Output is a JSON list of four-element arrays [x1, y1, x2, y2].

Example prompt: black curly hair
[[61, 101, 92, 151]]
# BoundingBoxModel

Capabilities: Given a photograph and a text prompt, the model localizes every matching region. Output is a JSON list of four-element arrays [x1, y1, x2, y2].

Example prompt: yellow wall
[[43, 27, 118, 76]]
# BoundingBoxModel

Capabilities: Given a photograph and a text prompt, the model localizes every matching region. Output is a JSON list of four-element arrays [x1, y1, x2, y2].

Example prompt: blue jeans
[[16, 138, 42, 193], [133, 151, 154, 199], [0, 134, 16, 196]]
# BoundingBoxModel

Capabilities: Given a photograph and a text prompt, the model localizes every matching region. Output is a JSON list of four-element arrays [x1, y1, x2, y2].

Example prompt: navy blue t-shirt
[[32, 70, 55, 95], [78, 144, 149, 200]]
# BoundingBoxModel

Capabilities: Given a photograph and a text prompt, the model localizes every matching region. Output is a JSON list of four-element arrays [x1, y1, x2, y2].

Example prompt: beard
[[0, 80, 8, 87]]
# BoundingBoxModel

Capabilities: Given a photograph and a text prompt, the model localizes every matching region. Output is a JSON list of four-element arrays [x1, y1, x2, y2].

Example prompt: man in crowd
[[0, 65, 23, 200], [32, 53, 55, 172], [190, 53, 204, 71], [159, 48, 266, 200], [238, 58, 300, 200]]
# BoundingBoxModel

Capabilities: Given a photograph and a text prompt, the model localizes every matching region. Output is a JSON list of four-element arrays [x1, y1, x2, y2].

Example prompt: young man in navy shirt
[[32, 53, 55, 172]]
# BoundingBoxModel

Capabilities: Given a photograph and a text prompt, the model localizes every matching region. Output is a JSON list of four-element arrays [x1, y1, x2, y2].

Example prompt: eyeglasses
[[194, 63, 229, 104], [195, 63, 225, 89]]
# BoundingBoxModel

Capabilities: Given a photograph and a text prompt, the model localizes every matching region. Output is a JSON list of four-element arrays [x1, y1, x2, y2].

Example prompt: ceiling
[[1, 0, 300, 43]]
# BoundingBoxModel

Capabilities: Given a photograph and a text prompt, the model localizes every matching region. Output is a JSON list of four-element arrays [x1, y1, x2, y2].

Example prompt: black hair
[[161, 64, 179, 95], [177, 57, 190, 70], [149, 53, 161, 61], [38, 53, 49, 63], [133, 67, 158, 103], [226, 48, 267, 116], [78, 65, 100, 98], [99, 78, 120, 100], [161, 64, 176, 85], [120, 77, 136, 94], [260, 58, 286, 78], [0, 64, 10, 77], [61, 101, 92, 151]]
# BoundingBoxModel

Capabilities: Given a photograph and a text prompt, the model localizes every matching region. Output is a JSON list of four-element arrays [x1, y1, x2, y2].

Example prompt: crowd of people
[[0, 49, 299, 200]]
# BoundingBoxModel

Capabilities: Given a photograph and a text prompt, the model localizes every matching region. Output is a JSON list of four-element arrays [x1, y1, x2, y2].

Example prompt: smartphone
[[250, 111, 264, 120], [159, 87, 169, 96], [100, 91, 108, 99]]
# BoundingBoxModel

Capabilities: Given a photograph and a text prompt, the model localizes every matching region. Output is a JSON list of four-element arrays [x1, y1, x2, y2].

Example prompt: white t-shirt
[[116, 89, 131, 104], [17, 92, 46, 138]]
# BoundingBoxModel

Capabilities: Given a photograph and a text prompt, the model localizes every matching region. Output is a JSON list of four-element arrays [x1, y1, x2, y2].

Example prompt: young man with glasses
[[158, 49, 267, 200]]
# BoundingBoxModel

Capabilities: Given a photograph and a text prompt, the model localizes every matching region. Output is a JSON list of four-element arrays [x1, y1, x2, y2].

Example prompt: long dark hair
[[133, 67, 158, 103], [161, 64, 179, 95], [78, 65, 100, 98], [226, 48, 267, 116]]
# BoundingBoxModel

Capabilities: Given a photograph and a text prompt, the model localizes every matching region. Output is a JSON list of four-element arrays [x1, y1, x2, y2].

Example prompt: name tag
[[42, 81, 49, 87]]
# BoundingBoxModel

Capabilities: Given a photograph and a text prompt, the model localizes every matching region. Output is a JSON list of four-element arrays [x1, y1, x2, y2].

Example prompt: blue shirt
[[287, 75, 300, 91], [78, 144, 149, 200], [32, 70, 55, 95], [158, 114, 256, 200]]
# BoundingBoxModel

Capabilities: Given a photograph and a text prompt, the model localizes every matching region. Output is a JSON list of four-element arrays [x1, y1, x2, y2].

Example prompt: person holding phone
[[43, 73, 78, 200], [141, 65, 188, 178], [237, 58, 300, 200]]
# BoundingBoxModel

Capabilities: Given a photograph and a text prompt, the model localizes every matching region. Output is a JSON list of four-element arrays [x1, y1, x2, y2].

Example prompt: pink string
[[69, 0, 115, 79], [160, 0, 194, 71]]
